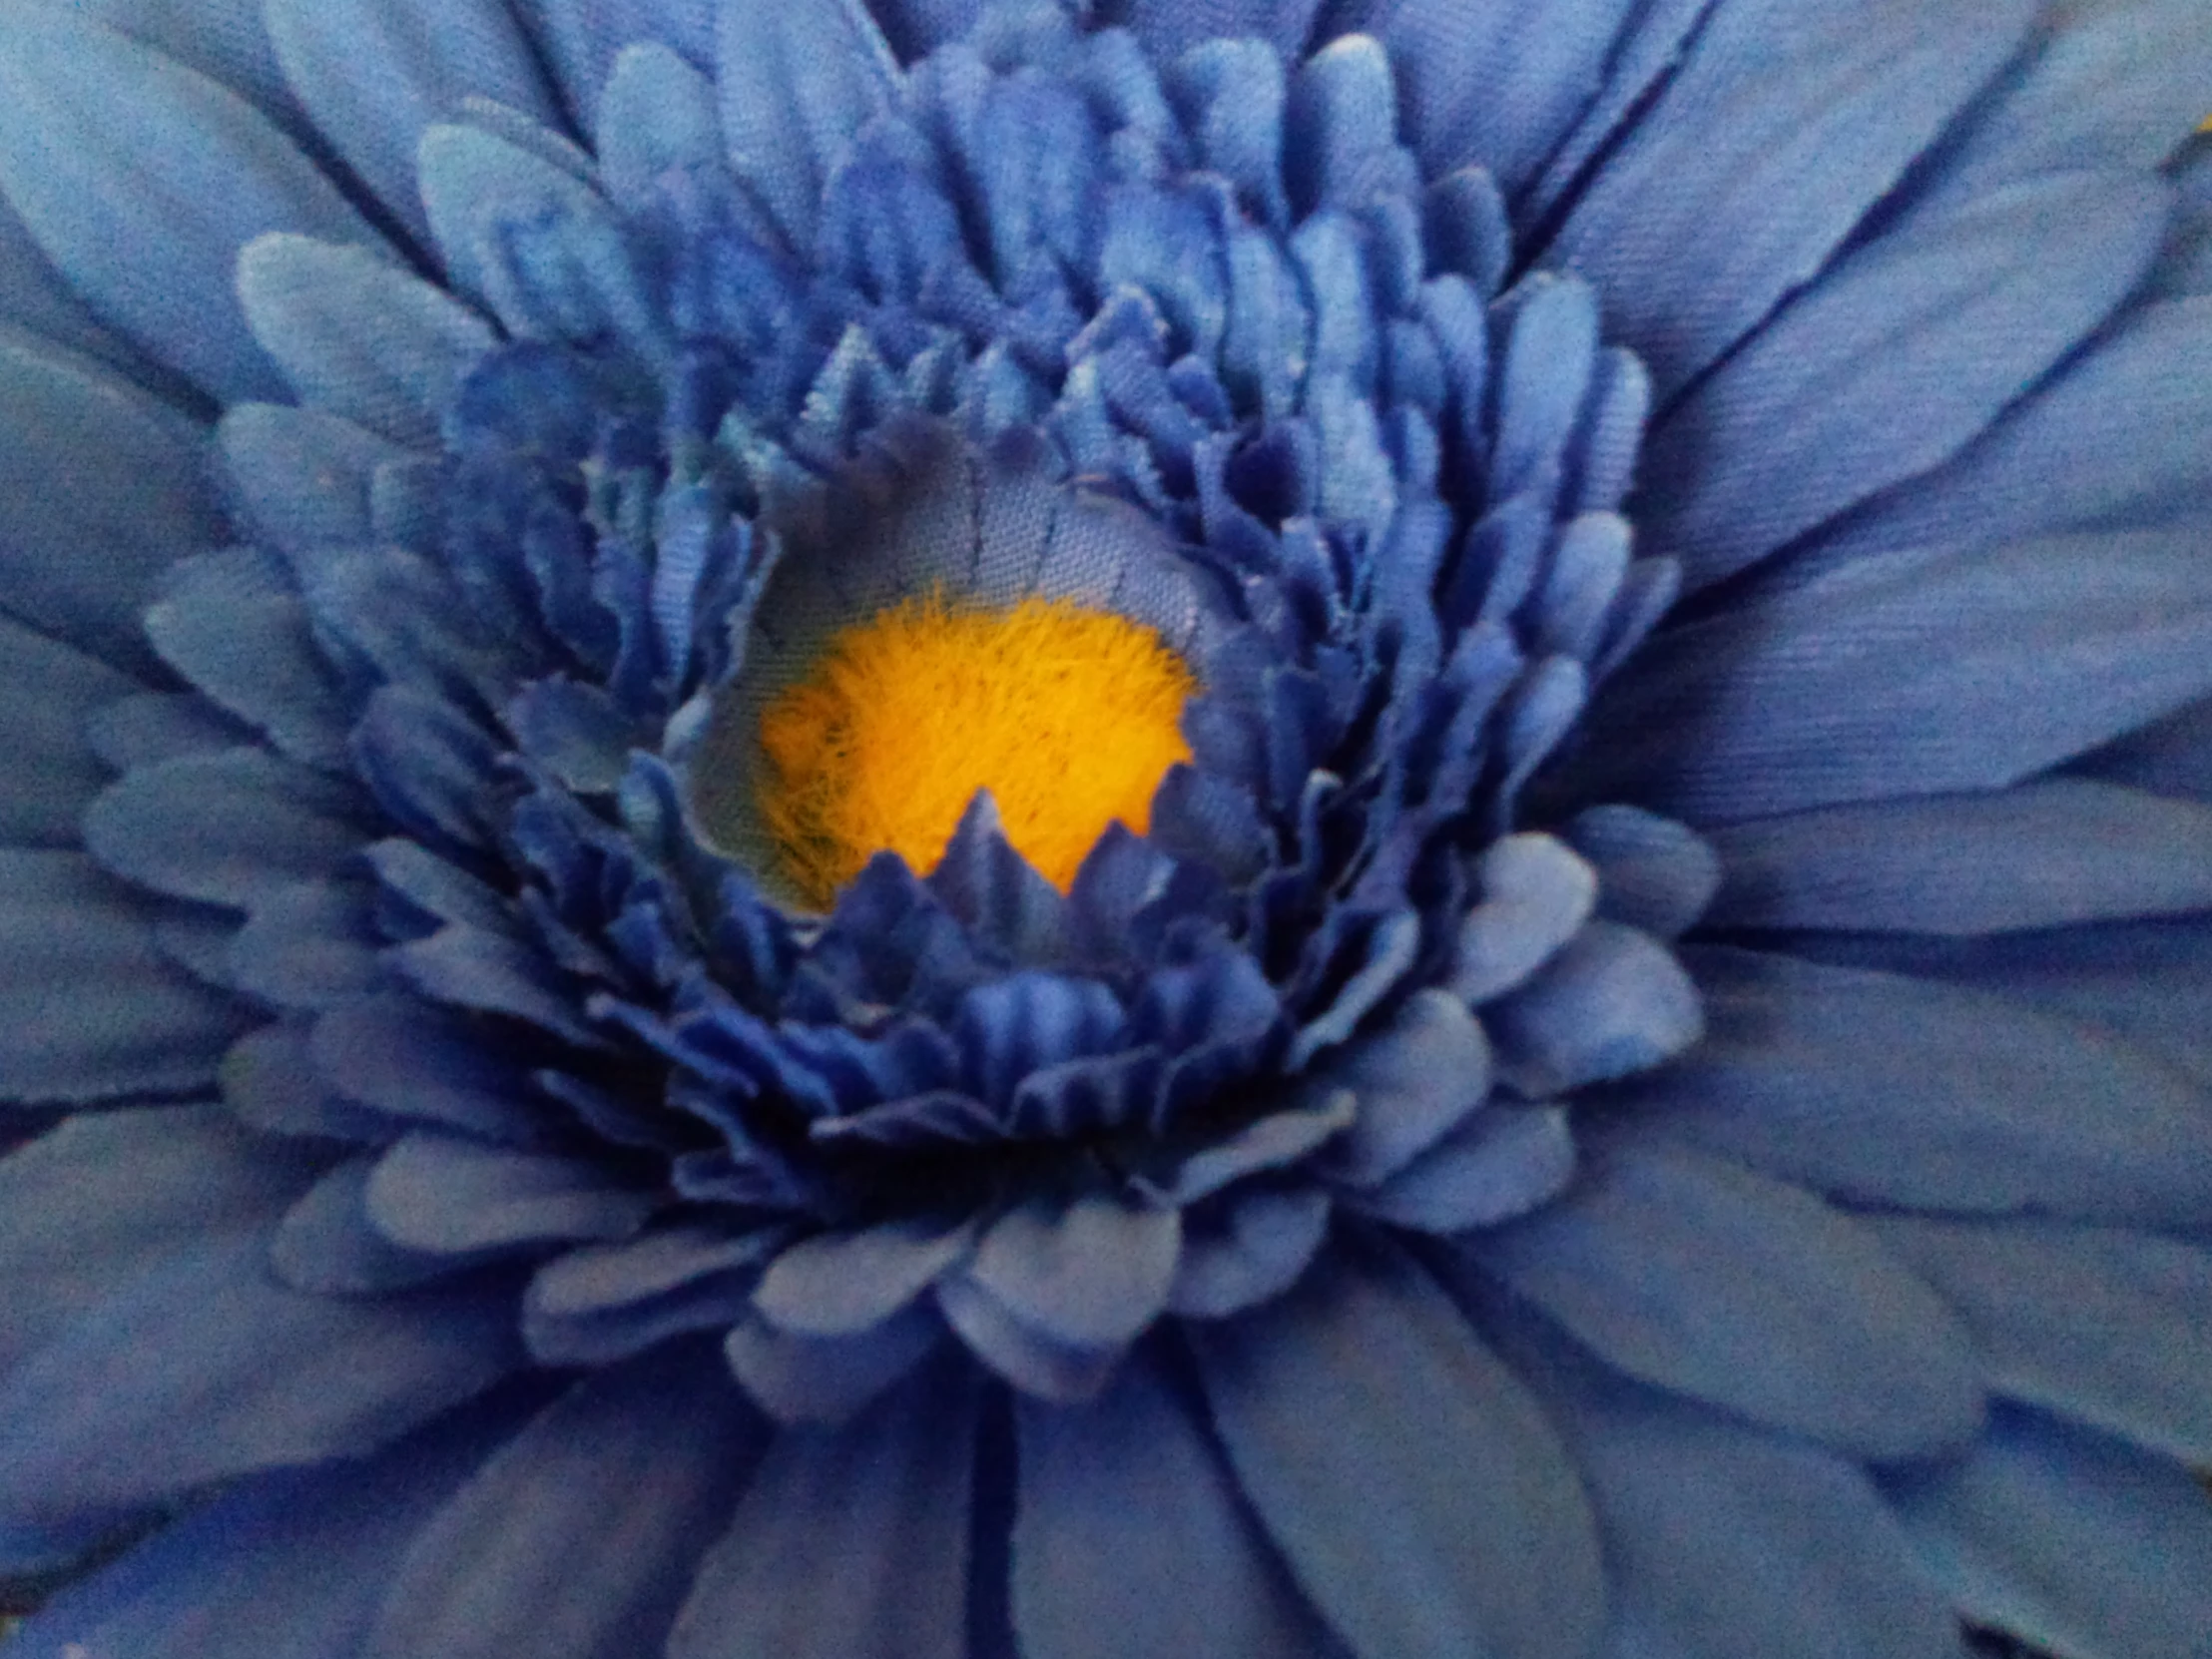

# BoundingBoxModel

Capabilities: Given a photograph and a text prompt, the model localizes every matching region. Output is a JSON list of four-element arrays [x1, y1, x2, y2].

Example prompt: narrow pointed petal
[[367, 1343, 769, 1659], [1011, 1353, 1338, 1659], [1634, 946, 2212, 1226], [266, 0, 564, 245], [1191, 1239, 1603, 1659], [0, 1230, 522, 1518], [670, 1361, 978, 1659], [1707, 780, 2212, 936], [1471, 1139, 1984, 1460], [1640, 170, 2166, 590], [0, 12, 387, 402], [1545, 0, 2037, 398], [0, 850, 247, 1103], [1885, 1404, 2212, 1659]]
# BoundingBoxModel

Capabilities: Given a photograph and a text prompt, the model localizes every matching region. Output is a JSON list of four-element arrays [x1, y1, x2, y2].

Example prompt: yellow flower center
[[756, 594, 1196, 907]]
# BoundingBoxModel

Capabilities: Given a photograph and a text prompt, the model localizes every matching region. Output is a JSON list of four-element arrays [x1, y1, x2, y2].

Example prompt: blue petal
[[596, 42, 725, 210], [25, 0, 298, 124], [0, 1229, 521, 1518], [1708, 780, 2212, 936], [1303, 988, 1490, 1188], [0, 209, 178, 399], [1884, 1404, 2212, 1659], [722, 1303, 945, 1422], [967, 1188, 1181, 1348], [669, 1360, 977, 1659], [0, 1106, 312, 1372], [716, 0, 899, 250], [0, 334, 219, 674], [221, 401, 405, 554], [935, 1272, 1123, 1401], [1570, 528, 2212, 823], [1472, 1138, 1984, 1459], [1166, 1186, 1332, 1318], [1543, 0, 2038, 398], [526, 0, 716, 131], [1801, 295, 2212, 569], [84, 692, 247, 773], [145, 547, 355, 768], [391, 922, 605, 1045], [266, 0, 564, 245], [1190, 1239, 1602, 1659], [864, 0, 984, 62], [84, 747, 365, 909], [1484, 919, 1702, 1096], [0, 11, 387, 402], [1520, 0, 1712, 224], [310, 993, 553, 1144], [238, 235, 497, 448], [754, 1217, 976, 1339], [1444, 831, 1599, 1004], [0, 850, 247, 1102], [365, 1343, 768, 1659], [1099, 0, 1320, 61], [1635, 946, 2212, 1226], [0, 614, 138, 847], [1346, 0, 1633, 190], [1345, 1104, 1574, 1234], [1011, 1352, 1338, 1659], [230, 876, 383, 1009], [1869, 1216, 2212, 1469], [1639, 169, 2166, 590], [1560, 806, 1718, 939], [273, 1159, 461, 1294], [524, 1223, 777, 1366], [1905, 0, 2212, 206], [365, 1133, 657, 1256], [222, 1020, 392, 1142], [7, 1393, 527, 1659]]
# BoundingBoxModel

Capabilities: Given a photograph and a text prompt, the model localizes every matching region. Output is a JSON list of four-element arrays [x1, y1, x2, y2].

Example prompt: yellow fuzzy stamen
[[757, 594, 1196, 907]]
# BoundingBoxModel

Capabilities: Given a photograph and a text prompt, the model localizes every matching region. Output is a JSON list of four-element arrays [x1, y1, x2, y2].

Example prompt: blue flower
[[0, 1, 2206, 1656]]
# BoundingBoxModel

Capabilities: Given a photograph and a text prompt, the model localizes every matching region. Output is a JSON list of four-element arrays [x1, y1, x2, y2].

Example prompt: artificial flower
[[0, 1, 2206, 1656]]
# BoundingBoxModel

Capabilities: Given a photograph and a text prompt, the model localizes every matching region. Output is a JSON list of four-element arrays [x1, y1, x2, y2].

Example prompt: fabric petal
[[0, 614, 139, 847], [366, 1342, 769, 1659], [525, 0, 716, 130], [0, 333, 220, 675], [266, 0, 564, 246], [967, 1190, 1180, 1350], [1638, 169, 2166, 590], [365, 1133, 657, 1256], [1190, 1238, 1602, 1659], [1011, 1350, 1338, 1659], [1470, 1138, 1983, 1459], [1885, 1404, 2212, 1659], [1566, 529, 2212, 824], [0, 11, 386, 403], [1099, 0, 1323, 63], [1707, 780, 2212, 936], [754, 1216, 975, 1338], [1868, 1216, 2212, 1468], [1632, 945, 2212, 1225], [669, 1359, 978, 1659], [1308, 988, 1490, 1188], [0, 850, 247, 1102], [0, 1229, 521, 1519], [1543, 0, 2037, 399]]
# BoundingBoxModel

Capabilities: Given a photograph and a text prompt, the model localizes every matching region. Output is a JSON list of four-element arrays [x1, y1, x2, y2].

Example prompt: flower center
[[756, 594, 1195, 905]]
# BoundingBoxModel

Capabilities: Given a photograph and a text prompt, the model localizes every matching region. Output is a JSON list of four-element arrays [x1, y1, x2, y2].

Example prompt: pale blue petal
[[1101, 0, 1322, 64], [0, 12, 388, 403], [1011, 1353, 1338, 1659], [364, 1133, 657, 1256], [526, 0, 716, 130], [753, 1216, 976, 1338], [1191, 1239, 1602, 1659], [967, 1188, 1180, 1348], [669, 1361, 977, 1659]]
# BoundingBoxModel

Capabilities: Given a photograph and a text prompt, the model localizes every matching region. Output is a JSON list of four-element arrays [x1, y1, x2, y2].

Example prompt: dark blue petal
[[352, 682, 500, 855], [85, 747, 365, 909], [968, 1188, 1180, 1349], [266, 0, 564, 245], [2082, 694, 2212, 808], [146, 546, 355, 768], [1152, 1095, 1353, 1205], [1635, 946, 2212, 1226], [84, 692, 247, 773], [239, 234, 497, 448], [0, 1229, 521, 1518], [0, 11, 386, 402], [273, 1158, 462, 1294], [722, 1303, 944, 1422], [935, 1272, 1123, 1401], [231, 876, 383, 1008], [0, 850, 247, 1102], [1304, 988, 1490, 1188], [366, 1343, 768, 1659], [1101, 0, 1320, 61], [670, 1360, 977, 1659], [6, 1393, 528, 1659], [1869, 1216, 2212, 1468], [1571, 529, 2212, 823], [1884, 1404, 2212, 1659], [311, 994, 553, 1144], [0, 334, 219, 675], [391, 923, 606, 1045], [1484, 919, 1702, 1096], [223, 1020, 392, 1142], [1344, 1104, 1574, 1234], [956, 971, 1127, 1106], [1011, 1351, 1337, 1659], [0, 613, 138, 846], [755, 1217, 976, 1339], [365, 1133, 656, 1256], [1191, 1238, 1602, 1659], [0, 1106, 313, 1372], [1473, 1138, 1984, 1459], [1708, 780, 2212, 936], [1640, 170, 2166, 590], [1545, 0, 2037, 398], [715, 0, 899, 250], [1560, 806, 1717, 939], [1167, 1186, 1332, 1318], [523, 1223, 778, 1366]]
